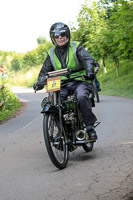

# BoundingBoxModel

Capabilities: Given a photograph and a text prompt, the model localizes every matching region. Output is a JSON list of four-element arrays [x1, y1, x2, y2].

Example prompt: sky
[[0, 0, 89, 53]]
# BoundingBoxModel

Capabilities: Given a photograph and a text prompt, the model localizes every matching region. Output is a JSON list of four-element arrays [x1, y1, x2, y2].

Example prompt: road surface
[[0, 87, 133, 200]]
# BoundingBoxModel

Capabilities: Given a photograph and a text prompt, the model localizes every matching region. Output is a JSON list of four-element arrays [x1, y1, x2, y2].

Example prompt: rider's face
[[54, 33, 68, 47]]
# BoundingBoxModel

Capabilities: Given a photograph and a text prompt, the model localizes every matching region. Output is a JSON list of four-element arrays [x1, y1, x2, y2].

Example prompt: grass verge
[[98, 59, 133, 98]]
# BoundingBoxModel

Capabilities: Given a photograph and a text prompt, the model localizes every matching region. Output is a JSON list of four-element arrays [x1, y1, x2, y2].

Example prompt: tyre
[[43, 113, 69, 169], [93, 82, 100, 103], [82, 142, 94, 152]]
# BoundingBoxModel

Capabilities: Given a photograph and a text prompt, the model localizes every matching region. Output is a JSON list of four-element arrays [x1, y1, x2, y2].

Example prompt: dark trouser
[[61, 81, 97, 126]]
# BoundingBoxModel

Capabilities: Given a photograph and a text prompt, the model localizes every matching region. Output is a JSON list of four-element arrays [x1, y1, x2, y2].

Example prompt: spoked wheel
[[93, 81, 100, 103], [82, 142, 94, 152], [43, 113, 69, 169]]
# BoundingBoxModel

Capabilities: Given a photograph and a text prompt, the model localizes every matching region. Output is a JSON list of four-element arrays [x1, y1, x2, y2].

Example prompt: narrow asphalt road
[[0, 87, 133, 200]]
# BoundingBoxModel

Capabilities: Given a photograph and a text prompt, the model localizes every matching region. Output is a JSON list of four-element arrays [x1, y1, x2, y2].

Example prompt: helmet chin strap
[[65, 39, 69, 44]]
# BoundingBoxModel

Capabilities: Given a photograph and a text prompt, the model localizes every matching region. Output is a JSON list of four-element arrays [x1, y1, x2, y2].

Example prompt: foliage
[[98, 59, 133, 98], [109, 0, 133, 59], [36, 42, 53, 64], [37, 36, 47, 44], [8, 65, 42, 87], [0, 37, 53, 74], [71, 0, 133, 76], [23, 49, 38, 67], [0, 50, 16, 71], [0, 84, 21, 122], [11, 54, 25, 71]]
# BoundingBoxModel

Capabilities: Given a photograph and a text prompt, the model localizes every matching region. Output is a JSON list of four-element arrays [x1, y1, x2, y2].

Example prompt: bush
[[0, 85, 21, 122]]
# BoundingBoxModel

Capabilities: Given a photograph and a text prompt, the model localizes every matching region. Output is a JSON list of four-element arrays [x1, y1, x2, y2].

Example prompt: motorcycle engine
[[62, 95, 77, 130]]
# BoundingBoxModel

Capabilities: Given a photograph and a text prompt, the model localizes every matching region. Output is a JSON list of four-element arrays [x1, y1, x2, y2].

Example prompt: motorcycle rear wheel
[[93, 81, 100, 103], [43, 113, 69, 169]]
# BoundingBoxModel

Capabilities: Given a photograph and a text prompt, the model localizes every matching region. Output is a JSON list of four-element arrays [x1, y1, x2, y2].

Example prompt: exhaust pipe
[[75, 130, 87, 141]]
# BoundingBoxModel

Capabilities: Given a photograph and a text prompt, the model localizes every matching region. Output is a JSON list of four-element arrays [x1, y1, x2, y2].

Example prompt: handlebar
[[62, 74, 87, 82], [34, 69, 94, 92], [47, 68, 68, 77], [46, 69, 87, 81]]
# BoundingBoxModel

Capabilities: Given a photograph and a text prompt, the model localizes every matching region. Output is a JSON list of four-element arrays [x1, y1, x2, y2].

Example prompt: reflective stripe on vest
[[71, 41, 80, 68], [50, 48, 56, 70]]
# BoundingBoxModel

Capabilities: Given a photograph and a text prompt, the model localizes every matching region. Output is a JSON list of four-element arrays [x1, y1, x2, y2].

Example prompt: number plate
[[46, 76, 61, 92]]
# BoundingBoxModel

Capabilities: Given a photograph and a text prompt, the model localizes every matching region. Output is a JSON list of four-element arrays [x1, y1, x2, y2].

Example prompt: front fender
[[41, 104, 59, 114]]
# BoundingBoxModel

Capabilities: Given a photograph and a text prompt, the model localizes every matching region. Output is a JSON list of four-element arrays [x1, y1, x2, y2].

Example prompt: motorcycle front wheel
[[43, 113, 69, 169]]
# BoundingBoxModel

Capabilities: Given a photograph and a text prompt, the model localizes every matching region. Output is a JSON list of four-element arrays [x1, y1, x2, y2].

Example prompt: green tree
[[36, 42, 53, 64], [11, 54, 24, 71], [72, 0, 133, 76], [71, 1, 109, 72], [23, 49, 38, 68], [98, 0, 133, 74]]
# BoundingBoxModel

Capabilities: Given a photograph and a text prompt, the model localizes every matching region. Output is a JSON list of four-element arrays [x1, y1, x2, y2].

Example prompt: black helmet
[[49, 22, 70, 47]]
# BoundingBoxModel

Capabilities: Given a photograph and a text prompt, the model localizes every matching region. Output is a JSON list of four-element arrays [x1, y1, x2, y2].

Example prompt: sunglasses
[[54, 32, 66, 39]]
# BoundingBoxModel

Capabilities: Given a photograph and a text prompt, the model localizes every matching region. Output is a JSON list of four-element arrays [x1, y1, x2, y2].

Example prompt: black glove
[[33, 82, 44, 91], [86, 73, 95, 81]]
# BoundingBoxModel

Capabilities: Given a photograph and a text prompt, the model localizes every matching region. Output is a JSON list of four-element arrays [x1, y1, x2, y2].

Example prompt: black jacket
[[37, 43, 95, 83]]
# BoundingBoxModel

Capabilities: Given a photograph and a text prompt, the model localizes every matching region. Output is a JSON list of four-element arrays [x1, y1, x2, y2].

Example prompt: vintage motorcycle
[[35, 69, 100, 169]]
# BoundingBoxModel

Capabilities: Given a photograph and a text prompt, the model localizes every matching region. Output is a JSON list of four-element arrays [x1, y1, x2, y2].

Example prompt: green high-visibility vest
[[48, 41, 86, 80]]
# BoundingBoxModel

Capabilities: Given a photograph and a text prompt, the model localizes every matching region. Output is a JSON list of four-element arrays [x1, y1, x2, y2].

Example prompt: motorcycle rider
[[33, 22, 98, 140]]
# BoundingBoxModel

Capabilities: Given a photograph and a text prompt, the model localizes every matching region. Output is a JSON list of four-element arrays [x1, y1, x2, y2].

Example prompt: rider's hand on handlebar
[[86, 72, 95, 81], [33, 82, 44, 91]]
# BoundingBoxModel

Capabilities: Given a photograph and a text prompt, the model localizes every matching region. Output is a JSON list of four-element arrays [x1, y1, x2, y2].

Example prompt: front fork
[[52, 91, 63, 137]]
